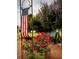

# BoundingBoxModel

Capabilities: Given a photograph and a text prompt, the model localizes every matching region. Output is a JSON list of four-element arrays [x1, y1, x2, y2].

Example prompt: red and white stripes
[[20, 15, 28, 36]]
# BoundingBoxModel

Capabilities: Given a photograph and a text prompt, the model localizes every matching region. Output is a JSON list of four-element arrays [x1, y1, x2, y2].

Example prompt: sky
[[17, 0, 54, 26], [33, 0, 54, 15]]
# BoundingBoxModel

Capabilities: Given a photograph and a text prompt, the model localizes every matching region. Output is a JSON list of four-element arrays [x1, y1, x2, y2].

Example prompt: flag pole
[[31, 0, 34, 58]]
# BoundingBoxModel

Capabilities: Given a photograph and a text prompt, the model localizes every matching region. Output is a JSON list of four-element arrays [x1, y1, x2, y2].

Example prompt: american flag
[[20, 15, 28, 37]]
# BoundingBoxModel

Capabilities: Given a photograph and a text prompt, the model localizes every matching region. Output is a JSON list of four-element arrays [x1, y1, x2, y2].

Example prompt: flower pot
[[45, 44, 62, 59]]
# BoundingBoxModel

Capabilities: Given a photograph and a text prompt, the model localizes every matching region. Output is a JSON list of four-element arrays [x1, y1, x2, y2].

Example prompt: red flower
[[31, 45, 37, 50], [34, 32, 52, 45], [34, 35, 40, 40], [40, 42, 47, 46]]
